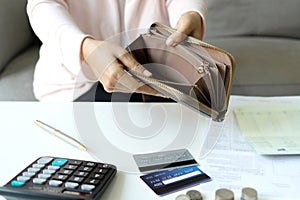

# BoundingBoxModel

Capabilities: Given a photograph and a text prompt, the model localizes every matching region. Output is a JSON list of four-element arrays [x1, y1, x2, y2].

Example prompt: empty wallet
[[126, 23, 235, 121]]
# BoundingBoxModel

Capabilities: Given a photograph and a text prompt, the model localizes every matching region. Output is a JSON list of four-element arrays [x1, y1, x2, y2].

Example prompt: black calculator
[[0, 156, 117, 200]]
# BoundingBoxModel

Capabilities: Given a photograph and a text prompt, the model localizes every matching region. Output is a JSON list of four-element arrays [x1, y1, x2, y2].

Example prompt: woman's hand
[[81, 38, 161, 96], [166, 11, 204, 47]]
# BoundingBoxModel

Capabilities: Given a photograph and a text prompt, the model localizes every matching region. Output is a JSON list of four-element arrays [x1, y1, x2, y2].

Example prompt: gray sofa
[[204, 0, 300, 96], [0, 0, 39, 101], [0, 0, 299, 101]]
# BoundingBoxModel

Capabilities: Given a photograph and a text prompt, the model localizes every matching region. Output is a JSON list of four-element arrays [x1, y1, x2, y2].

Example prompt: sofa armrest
[[0, 0, 35, 74]]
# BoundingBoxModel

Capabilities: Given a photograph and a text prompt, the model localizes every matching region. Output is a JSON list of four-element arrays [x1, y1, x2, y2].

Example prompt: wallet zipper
[[147, 28, 222, 110], [126, 69, 219, 120], [145, 31, 212, 76]]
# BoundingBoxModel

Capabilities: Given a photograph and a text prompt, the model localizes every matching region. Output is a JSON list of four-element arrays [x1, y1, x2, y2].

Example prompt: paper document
[[234, 104, 300, 155], [199, 96, 300, 199]]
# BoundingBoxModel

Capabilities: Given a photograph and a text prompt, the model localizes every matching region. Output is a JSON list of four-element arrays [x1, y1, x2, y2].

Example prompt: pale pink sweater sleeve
[[26, 0, 207, 102], [27, 0, 89, 78]]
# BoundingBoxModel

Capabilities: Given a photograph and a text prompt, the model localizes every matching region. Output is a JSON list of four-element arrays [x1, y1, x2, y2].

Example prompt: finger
[[115, 50, 166, 97], [118, 52, 152, 77], [100, 59, 154, 95], [135, 84, 166, 98], [115, 71, 145, 92], [175, 16, 196, 36], [166, 16, 192, 47], [166, 12, 202, 46], [110, 83, 132, 93], [100, 61, 127, 92], [115, 70, 164, 97], [112, 82, 166, 98], [178, 12, 203, 40]]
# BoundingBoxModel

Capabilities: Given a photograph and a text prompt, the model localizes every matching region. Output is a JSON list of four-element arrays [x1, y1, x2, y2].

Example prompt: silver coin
[[186, 190, 202, 200], [215, 188, 234, 200], [241, 187, 257, 200], [175, 194, 191, 200]]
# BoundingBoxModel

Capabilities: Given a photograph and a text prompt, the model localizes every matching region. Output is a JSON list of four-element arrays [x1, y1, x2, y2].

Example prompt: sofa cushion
[[0, 45, 39, 101], [0, 0, 34, 72], [205, 0, 300, 39], [206, 37, 300, 96]]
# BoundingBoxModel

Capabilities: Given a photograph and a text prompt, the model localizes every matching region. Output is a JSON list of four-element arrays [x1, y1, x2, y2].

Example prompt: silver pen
[[34, 120, 88, 151]]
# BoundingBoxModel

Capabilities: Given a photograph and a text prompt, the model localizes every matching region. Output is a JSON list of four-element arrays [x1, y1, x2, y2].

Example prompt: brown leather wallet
[[126, 23, 235, 121]]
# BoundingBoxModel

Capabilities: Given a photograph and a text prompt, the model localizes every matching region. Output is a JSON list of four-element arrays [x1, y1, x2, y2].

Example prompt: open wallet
[[126, 23, 235, 122]]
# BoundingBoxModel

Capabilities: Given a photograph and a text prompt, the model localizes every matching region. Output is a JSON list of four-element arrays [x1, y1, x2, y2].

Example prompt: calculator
[[0, 156, 117, 200]]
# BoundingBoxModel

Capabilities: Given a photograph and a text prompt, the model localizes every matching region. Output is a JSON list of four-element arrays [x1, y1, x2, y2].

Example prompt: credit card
[[140, 165, 211, 196], [133, 149, 198, 172]]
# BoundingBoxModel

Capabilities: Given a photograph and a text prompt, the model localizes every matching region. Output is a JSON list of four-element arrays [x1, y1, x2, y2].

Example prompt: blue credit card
[[140, 165, 211, 196], [133, 149, 198, 173]]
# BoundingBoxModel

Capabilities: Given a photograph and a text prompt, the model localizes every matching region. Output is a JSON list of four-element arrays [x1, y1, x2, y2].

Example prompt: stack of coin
[[186, 190, 203, 200], [175, 194, 191, 200], [175, 190, 202, 200], [241, 187, 258, 200], [215, 188, 234, 200]]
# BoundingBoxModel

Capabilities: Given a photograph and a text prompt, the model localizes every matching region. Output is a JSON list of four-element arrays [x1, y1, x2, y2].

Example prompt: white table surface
[[0, 96, 299, 200]]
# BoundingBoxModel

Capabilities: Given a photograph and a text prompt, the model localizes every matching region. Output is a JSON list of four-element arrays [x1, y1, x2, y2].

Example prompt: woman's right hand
[[81, 37, 161, 96]]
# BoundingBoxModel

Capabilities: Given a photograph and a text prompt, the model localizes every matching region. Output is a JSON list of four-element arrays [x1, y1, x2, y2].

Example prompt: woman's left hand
[[166, 11, 204, 47]]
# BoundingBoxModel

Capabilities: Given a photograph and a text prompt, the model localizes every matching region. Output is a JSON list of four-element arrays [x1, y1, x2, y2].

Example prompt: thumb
[[166, 30, 187, 47], [166, 20, 192, 47]]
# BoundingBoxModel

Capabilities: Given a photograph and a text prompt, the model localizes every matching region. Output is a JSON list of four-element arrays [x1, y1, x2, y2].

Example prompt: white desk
[[0, 96, 299, 200]]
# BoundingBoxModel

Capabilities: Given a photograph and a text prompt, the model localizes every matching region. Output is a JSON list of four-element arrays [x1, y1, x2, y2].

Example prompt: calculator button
[[53, 174, 68, 181], [52, 158, 68, 167], [38, 173, 51, 179], [74, 171, 89, 177], [43, 169, 56, 175], [91, 173, 104, 180], [85, 178, 100, 185], [65, 182, 79, 189], [94, 168, 108, 174], [68, 160, 82, 165], [63, 190, 86, 196], [27, 167, 40, 173], [64, 164, 77, 170], [32, 164, 45, 169], [22, 172, 35, 178], [81, 184, 95, 192], [33, 178, 47, 185], [49, 180, 63, 187], [37, 157, 53, 164], [84, 162, 96, 167], [11, 180, 25, 187], [79, 166, 93, 172], [47, 166, 60, 171], [69, 176, 84, 183], [17, 176, 30, 182], [59, 169, 73, 175], [101, 164, 109, 168]]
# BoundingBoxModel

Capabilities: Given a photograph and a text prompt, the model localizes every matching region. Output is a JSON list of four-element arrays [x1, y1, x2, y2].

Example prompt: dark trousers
[[75, 82, 174, 103]]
